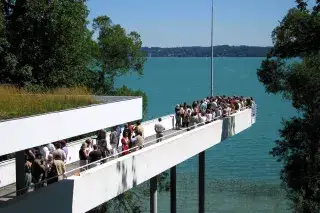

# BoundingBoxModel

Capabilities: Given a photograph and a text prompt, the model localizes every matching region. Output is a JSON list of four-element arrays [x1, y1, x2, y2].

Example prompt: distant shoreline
[[142, 45, 271, 58], [145, 56, 267, 58]]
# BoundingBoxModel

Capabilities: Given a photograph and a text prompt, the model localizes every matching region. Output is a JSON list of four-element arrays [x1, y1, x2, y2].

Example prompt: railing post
[[199, 151, 205, 213], [170, 166, 177, 213], [150, 175, 158, 213], [16, 150, 27, 195]]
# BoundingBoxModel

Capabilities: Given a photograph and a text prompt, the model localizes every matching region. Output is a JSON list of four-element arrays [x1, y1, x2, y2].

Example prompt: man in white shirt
[[154, 118, 165, 143], [47, 143, 56, 153], [40, 145, 50, 161], [52, 142, 66, 162], [189, 112, 199, 130], [109, 127, 119, 155], [215, 107, 222, 118], [206, 110, 213, 123], [198, 112, 207, 126], [201, 100, 207, 112], [211, 100, 218, 110]]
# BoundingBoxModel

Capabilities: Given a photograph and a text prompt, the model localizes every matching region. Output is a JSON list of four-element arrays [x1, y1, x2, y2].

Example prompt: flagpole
[[199, 2, 214, 213], [210, 0, 214, 97]]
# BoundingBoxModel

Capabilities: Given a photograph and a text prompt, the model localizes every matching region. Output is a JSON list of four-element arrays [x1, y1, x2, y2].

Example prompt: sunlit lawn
[[0, 85, 98, 120]]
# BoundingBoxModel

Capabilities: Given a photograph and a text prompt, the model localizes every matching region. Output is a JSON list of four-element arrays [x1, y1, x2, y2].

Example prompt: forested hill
[[142, 45, 271, 57]]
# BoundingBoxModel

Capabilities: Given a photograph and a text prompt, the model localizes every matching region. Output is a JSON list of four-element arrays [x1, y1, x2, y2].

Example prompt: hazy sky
[[87, 0, 301, 47]]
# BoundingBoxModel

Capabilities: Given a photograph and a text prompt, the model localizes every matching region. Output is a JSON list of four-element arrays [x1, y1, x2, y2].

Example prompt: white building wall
[[0, 97, 142, 156], [0, 160, 15, 189]]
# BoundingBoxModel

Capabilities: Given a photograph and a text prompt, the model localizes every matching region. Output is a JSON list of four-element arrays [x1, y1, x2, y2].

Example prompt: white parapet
[[0, 97, 142, 156], [0, 114, 175, 187], [0, 109, 254, 213]]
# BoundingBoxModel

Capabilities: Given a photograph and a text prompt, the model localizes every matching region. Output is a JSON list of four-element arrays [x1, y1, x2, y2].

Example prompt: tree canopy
[[257, 1, 320, 212], [90, 15, 146, 94], [0, 0, 148, 114], [0, 0, 92, 88]]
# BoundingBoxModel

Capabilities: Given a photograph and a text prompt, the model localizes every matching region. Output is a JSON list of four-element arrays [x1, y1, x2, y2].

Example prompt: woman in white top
[[224, 105, 232, 116], [47, 143, 56, 153], [212, 110, 216, 120], [215, 108, 222, 118], [85, 139, 93, 154], [40, 146, 50, 161], [198, 112, 207, 125], [206, 109, 213, 123], [237, 101, 242, 112], [189, 112, 199, 129]]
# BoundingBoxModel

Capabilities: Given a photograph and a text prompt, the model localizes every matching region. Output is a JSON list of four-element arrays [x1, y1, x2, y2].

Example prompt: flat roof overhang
[[0, 96, 143, 156]]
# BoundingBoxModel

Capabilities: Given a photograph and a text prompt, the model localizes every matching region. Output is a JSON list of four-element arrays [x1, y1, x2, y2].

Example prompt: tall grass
[[0, 85, 98, 120]]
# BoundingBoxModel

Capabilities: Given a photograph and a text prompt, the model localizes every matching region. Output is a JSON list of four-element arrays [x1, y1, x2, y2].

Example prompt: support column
[[15, 150, 26, 196], [199, 151, 205, 213], [170, 166, 177, 213], [150, 175, 158, 213]]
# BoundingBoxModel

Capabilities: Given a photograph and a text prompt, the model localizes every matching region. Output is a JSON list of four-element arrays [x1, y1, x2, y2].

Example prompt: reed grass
[[0, 85, 98, 120]]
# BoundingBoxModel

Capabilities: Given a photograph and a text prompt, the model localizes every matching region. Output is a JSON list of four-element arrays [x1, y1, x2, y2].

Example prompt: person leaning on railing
[[19, 155, 33, 195], [97, 129, 109, 162], [88, 145, 102, 168], [31, 152, 45, 190], [85, 138, 93, 153], [52, 142, 66, 162], [121, 131, 130, 155], [131, 128, 144, 151], [79, 142, 89, 172], [188, 112, 198, 131], [135, 120, 144, 139], [46, 154, 58, 185], [110, 127, 119, 155], [205, 109, 213, 123]]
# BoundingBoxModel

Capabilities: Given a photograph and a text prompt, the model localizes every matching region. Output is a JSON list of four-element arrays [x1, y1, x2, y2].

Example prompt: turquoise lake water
[[115, 57, 296, 213]]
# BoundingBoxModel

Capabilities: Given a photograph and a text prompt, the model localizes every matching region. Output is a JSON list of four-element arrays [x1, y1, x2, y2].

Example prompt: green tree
[[0, 0, 92, 88], [115, 85, 148, 115], [91, 15, 146, 94], [257, 1, 320, 212], [88, 15, 148, 115]]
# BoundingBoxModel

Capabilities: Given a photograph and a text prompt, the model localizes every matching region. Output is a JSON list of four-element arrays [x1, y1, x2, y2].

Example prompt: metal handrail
[[0, 106, 252, 199]]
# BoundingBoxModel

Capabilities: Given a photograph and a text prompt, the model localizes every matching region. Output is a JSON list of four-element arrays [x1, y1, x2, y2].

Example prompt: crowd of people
[[174, 95, 255, 129], [77, 95, 255, 173], [79, 121, 147, 172], [20, 141, 69, 194], [8, 95, 255, 195], [17, 120, 148, 194]]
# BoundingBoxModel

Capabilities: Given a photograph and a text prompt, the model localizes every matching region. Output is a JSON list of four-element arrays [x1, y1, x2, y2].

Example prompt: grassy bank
[[0, 85, 98, 120]]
